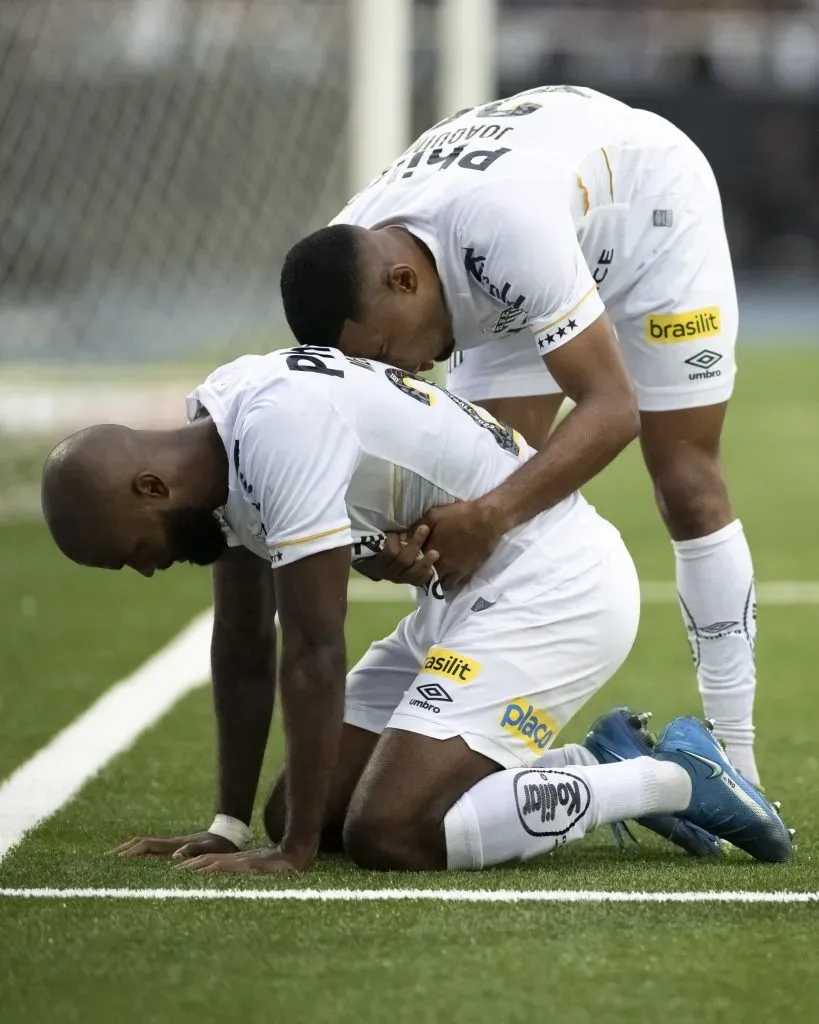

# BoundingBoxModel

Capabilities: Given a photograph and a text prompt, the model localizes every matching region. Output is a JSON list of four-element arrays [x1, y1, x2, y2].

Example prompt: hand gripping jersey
[[331, 85, 711, 359], [186, 347, 583, 574]]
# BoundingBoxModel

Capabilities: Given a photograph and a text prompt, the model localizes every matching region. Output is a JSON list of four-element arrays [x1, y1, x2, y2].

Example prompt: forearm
[[211, 622, 276, 825], [485, 391, 639, 530], [279, 639, 347, 860]]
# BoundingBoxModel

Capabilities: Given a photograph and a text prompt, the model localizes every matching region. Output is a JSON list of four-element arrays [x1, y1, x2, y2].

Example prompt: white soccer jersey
[[185, 347, 582, 571], [332, 85, 691, 358]]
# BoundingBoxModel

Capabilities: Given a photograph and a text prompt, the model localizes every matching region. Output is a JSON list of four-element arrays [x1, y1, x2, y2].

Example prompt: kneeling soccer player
[[41, 347, 791, 871]]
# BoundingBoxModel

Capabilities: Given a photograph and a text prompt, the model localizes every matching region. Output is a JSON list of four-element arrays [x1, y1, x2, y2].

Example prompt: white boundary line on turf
[[347, 578, 819, 605], [0, 610, 214, 863], [0, 887, 816, 904], [1, 576, 817, 866]]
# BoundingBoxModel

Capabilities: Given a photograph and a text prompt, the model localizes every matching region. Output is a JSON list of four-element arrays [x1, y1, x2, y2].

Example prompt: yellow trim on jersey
[[601, 147, 614, 201], [534, 284, 598, 335], [576, 173, 590, 215], [272, 523, 351, 548]]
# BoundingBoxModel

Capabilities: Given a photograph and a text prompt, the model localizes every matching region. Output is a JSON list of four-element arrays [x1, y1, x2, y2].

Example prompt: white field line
[[1, 577, 817, 866], [0, 609, 214, 862], [0, 887, 816, 904], [347, 578, 819, 605]]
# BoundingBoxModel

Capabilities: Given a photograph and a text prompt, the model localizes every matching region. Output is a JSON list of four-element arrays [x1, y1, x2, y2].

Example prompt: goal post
[[438, 0, 498, 119]]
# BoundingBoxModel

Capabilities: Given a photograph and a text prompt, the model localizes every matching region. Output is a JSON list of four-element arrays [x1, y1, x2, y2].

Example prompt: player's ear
[[133, 472, 169, 499], [386, 263, 418, 295]]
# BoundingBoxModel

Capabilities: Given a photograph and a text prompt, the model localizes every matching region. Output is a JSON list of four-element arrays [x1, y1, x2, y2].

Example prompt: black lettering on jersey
[[352, 534, 385, 559], [384, 368, 520, 458], [462, 248, 526, 311], [393, 142, 512, 181], [285, 352, 344, 378], [344, 355, 375, 372], [457, 147, 511, 173], [474, 99, 541, 118], [426, 145, 466, 171]]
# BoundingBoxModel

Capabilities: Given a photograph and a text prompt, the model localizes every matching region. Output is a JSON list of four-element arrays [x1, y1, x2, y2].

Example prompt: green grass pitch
[[1, 350, 818, 1023]]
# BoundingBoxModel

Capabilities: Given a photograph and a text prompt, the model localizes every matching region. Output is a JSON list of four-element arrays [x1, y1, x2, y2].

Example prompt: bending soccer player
[[41, 348, 791, 873], [281, 85, 762, 785]]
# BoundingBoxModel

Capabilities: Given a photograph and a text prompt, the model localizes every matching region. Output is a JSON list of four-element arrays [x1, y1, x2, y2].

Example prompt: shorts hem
[[343, 703, 388, 735], [387, 711, 531, 769], [634, 375, 735, 412], [449, 376, 563, 402]]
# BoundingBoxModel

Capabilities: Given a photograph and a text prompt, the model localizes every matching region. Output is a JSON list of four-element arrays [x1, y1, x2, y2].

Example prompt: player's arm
[[424, 189, 638, 585], [111, 545, 276, 860], [210, 544, 277, 829], [480, 311, 638, 531], [273, 546, 350, 867]]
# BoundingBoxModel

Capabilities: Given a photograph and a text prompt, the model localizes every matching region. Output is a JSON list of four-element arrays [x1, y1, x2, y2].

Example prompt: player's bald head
[[280, 224, 453, 370], [42, 421, 229, 575], [42, 424, 143, 567]]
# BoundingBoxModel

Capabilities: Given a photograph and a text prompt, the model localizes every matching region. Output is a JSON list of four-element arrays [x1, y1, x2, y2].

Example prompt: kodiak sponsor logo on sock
[[513, 769, 592, 837], [421, 648, 481, 684], [500, 699, 559, 754]]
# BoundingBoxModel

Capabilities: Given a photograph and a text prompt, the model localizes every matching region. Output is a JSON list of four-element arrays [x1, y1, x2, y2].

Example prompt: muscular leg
[[640, 403, 760, 784], [265, 723, 378, 852], [478, 394, 564, 450], [343, 729, 692, 871]]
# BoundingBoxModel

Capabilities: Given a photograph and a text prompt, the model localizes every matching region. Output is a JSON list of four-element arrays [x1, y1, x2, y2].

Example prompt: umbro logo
[[684, 350, 722, 370], [416, 682, 452, 702], [685, 349, 723, 381]]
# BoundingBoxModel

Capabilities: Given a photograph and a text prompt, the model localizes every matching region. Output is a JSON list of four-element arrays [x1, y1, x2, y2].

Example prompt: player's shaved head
[[42, 424, 142, 566], [42, 421, 229, 576], [281, 224, 454, 371]]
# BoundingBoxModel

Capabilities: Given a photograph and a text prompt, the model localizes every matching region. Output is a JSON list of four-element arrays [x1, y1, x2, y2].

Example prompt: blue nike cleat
[[654, 717, 793, 863], [584, 707, 722, 858]]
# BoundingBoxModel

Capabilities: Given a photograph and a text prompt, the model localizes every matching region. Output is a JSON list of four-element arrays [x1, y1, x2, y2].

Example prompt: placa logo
[[645, 307, 721, 343], [421, 648, 481, 685], [500, 700, 559, 754]]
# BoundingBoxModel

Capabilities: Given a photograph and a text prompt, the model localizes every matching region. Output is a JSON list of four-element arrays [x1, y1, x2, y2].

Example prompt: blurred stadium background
[[2, 7, 819, 1019], [2, 0, 819, 506]]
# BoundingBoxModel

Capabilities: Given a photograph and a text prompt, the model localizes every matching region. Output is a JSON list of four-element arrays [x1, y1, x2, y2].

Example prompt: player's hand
[[421, 498, 506, 590], [176, 845, 306, 874], [354, 526, 439, 587], [109, 831, 240, 860]]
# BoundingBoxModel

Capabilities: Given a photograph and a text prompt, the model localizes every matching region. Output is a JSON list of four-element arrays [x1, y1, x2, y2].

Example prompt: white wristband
[[208, 814, 251, 850]]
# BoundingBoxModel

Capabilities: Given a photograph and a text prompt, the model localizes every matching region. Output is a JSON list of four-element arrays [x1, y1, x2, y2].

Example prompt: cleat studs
[[773, 801, 781, 811], [703, 719, 716, 732], [788, 828, 796, 838], [637, 712, 653, 725]]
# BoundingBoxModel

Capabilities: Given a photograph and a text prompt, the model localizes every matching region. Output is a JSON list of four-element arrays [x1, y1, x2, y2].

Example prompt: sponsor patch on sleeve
[[645, 306, 721, 343]]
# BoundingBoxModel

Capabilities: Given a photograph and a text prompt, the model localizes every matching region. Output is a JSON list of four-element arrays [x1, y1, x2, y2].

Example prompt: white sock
[[444, 757, 691, 869], [534, 743, 599, 769], [674, 519, 759, 784]]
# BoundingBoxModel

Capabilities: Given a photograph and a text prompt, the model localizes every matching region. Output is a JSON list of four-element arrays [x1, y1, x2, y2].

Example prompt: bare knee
[[651, 453, 732, 540], [343, 803, 442, 871]]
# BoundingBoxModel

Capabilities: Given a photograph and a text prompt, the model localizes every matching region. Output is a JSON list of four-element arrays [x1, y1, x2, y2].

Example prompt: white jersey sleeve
[[457, 182, 605, 354], [234, 390, 360, 567]]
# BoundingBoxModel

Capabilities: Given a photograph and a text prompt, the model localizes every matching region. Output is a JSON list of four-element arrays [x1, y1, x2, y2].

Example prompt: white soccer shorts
[[344, 503, 640, 768]]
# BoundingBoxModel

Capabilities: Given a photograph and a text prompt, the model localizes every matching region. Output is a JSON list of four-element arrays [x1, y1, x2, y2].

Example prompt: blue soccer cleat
[[584, 707, 722, 858], [654, 716, 793, 863]]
